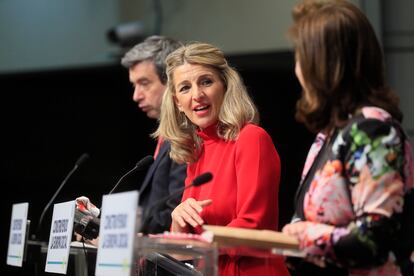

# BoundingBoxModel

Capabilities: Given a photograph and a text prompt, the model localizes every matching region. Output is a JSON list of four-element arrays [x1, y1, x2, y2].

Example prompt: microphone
[[74, 209, 100, 240], [139, 172, 213, 235], [35, 153, 89, 240], [72, 155, 154, 240], [108, 155, 154, 194]]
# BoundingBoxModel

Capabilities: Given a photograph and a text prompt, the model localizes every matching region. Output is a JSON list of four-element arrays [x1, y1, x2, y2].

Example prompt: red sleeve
[[227, 125, 281, 230]]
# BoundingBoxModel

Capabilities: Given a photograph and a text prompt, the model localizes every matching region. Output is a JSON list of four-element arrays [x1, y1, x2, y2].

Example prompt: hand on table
[[171, 198, 212, 232]]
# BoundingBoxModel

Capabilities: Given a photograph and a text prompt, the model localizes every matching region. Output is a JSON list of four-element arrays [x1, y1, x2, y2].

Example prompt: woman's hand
[[171, 198, 212, 232], [282, 221, 312, 240]]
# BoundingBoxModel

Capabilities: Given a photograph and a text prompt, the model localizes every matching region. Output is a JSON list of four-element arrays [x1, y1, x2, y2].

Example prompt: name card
[[45, 200, 75, 274], [7, 202, 29, 267], [95, 191, 139, 276]]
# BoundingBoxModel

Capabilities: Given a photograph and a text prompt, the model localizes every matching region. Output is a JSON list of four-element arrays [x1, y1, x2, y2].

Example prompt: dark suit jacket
[[139, 141, 186, 234]]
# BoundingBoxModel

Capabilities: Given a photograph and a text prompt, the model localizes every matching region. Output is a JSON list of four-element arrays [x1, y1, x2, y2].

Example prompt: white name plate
[[45, 200, 75, 274], [7, 202, 29, 267], [95, 191, 139, 276]]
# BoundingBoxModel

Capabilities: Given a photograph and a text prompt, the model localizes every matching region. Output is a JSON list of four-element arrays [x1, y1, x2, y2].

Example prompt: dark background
[[1, 51, 314, 275]]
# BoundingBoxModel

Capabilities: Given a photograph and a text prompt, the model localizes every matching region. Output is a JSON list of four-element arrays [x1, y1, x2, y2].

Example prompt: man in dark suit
[[120, 36, 186, 234], [74, 36, 185, 245]]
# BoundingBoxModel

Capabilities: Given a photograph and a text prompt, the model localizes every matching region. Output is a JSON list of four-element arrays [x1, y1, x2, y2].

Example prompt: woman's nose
[[192, 87, 204, 100]]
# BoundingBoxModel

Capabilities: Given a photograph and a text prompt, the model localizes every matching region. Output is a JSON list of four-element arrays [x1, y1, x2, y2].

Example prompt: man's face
[[129, 60, 166, 119]]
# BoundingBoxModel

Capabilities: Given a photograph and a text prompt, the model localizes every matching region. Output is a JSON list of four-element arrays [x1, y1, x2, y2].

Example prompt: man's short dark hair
[[121, 35, 182, 84]]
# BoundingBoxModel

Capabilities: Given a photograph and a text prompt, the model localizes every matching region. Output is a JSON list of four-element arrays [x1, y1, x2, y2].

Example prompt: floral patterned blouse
[[294, 106, 414, 275]]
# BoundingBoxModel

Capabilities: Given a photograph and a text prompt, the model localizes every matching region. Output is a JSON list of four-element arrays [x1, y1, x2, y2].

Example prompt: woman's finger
[[182, 201, 204, 225], [198, 199, 213, 207]]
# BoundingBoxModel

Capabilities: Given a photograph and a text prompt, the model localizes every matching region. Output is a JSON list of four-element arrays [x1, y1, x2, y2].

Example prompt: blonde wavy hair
[[153, 42, 259, 164]]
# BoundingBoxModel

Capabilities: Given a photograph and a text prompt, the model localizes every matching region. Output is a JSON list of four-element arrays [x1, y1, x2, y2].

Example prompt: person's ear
[[173, 96, 183, 112]]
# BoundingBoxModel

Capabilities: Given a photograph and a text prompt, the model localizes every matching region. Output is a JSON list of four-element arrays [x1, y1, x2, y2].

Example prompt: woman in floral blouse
[[282, 1, 414, 275]]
